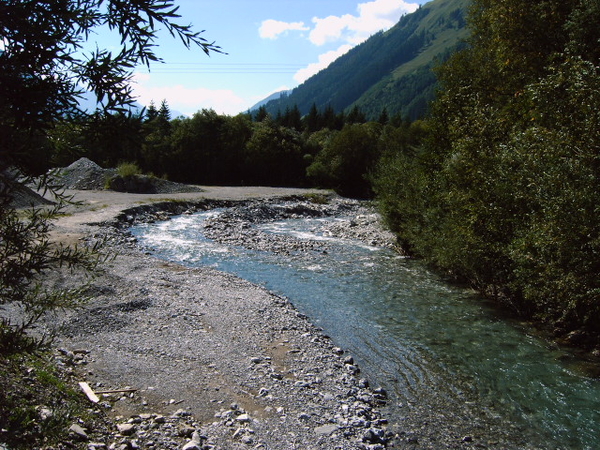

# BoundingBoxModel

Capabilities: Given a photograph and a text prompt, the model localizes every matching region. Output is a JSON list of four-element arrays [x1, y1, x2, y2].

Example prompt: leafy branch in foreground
[[0, 178, 109, 351], [0, 0, 220, 349]]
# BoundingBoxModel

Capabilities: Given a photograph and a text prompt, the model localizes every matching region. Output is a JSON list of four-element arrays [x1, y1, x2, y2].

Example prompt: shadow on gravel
[[60, 298, 153, 335]]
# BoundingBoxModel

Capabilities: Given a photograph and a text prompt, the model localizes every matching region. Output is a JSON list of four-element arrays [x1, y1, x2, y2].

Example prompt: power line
[[142, 62, 306, 74]]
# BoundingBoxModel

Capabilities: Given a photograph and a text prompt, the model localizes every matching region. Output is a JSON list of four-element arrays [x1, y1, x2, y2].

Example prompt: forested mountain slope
[[264, 0, 469, 120]]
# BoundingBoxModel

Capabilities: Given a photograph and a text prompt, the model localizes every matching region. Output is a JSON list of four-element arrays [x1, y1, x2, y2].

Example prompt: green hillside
[[264, 0, 470, 121]]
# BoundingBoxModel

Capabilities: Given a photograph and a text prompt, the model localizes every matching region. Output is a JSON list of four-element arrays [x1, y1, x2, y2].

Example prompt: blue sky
[[124, 0, 430, 116]]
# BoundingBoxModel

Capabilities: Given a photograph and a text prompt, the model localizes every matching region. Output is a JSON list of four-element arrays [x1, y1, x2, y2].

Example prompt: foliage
[[116, 162, 142, 178], [0, 0, 219, 347], [372, 120, 432, 252], [0, 0, 221, 176], [307, 122, 383, 198], [373, 0, 600, 338], [166, 109, 252, 185], [244, 118, 307, 186], [52, 102, 418, 192], [0, 351, 102, 449], [0, 182, 105, 346]]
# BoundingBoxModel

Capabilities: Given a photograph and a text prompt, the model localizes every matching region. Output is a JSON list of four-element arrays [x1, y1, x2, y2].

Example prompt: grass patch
[[115, 162, 142, 178], [0, 348, 104, 449]]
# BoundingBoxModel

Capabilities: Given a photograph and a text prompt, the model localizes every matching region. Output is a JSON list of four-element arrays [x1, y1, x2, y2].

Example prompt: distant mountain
[[264, 0, 469, 121], [77, 90, 146, 115], [249, 89, 292, 112], [76, 91, 190, 118]]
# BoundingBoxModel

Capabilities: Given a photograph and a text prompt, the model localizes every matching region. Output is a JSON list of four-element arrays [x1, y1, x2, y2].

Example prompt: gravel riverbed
[[39, 188, 529, 449], [39, 191, 396, 450]]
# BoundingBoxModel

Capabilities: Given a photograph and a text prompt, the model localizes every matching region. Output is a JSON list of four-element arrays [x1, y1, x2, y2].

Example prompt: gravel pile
[[51, 158, 203, 194], [52, 158, 116, 190]]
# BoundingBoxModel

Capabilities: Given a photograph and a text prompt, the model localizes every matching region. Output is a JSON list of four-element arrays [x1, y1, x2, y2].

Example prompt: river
[[131, 206, 600, 450]]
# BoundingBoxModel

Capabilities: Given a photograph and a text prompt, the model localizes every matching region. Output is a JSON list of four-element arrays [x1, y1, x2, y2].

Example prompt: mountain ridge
[[263, 0, 469, 120]]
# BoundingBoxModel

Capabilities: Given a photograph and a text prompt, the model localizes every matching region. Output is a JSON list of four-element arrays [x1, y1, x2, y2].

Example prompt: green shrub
[[116, 162, 142, 178]]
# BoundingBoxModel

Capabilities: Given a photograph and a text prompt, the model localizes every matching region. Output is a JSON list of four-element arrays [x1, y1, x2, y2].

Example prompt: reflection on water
[[132, 212, 600, 450]]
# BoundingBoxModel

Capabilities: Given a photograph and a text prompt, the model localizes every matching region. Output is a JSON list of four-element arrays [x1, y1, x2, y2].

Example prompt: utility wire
[[143, 62, 306, 74]]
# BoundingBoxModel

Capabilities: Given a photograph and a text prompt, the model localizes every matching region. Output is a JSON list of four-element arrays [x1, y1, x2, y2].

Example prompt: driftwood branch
[[95, 388, 138, 394], [79, 381, 138, 402], [78, 382, 99, 403]]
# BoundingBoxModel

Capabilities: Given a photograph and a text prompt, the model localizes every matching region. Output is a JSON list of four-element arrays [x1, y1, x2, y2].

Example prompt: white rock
[[116, 423, 136, 436], [314, 424, 338, 435], [69, 423, 88, 440], [181, 431, 203, 450], [236, 413, 251, 423]]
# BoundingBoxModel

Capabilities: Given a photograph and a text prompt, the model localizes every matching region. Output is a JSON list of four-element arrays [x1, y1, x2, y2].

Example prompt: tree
[[346, 105, 366, 125], [304, 103, 321, 132], [1, 0, 220, 175], [372, 122, 431, 253], [377, 108, 389, 125], [146, 101, 159, 122], [158, 100, 172, 128], [167, 109, 252, 185], [244, 118, 307, 186], [280, 105, 303, 132], [0, 0, 220, 347], [307, 122, 382, 198], [375, 0, 600, 337], [254, 105, 269, 122]]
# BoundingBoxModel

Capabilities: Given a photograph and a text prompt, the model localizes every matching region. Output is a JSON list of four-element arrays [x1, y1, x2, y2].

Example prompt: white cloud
[[294, 45, 353, 84], [259, 19, 309, 40], [310, 0, 419, 46], [132, 72, 247, 116], [309, 15, 356, 46]]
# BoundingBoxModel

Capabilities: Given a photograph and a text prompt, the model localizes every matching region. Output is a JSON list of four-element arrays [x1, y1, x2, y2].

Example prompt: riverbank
[[38, 188, 400, 450], [26, 187, 532, 449]]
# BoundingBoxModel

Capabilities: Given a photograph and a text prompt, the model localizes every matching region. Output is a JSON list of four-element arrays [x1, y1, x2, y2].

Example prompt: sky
[[122, 0, 431, 116]]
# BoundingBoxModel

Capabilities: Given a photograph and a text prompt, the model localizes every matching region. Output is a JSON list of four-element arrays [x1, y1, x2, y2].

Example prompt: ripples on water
[[132, 211, 600, 450]]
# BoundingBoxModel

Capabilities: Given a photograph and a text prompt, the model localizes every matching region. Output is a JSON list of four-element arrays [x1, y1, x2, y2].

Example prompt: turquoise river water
[[132, 210, 600, 449]]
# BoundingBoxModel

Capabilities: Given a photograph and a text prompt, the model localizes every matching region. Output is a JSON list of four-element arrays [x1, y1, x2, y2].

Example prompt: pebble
[[69, 423, 89, 441], [315, 424, 338, 435], [117, 423, 136, 436], [235, 413, 251, 423], [181, 431, 203, 450]]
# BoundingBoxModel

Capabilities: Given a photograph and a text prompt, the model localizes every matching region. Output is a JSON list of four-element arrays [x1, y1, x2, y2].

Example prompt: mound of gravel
[[53, 157, 116, 190], [7, 181, 55, 208], [2, 169, 55, 208], [52, 158, 203, 194]]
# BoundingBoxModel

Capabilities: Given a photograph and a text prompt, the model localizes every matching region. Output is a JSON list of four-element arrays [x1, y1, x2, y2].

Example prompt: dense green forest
[[50, 100, 417, 198]]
